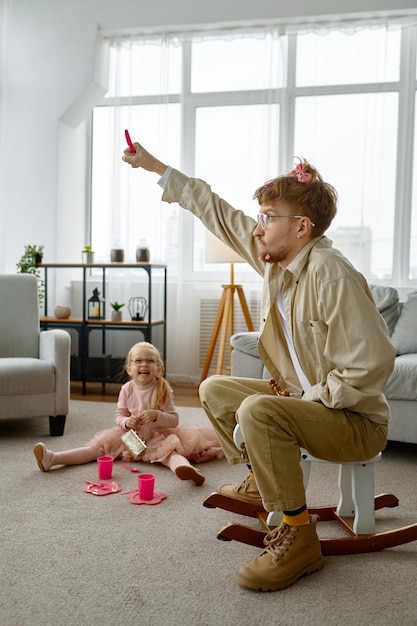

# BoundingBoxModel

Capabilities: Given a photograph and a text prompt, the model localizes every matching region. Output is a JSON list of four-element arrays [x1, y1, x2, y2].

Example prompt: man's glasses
[[257, 213, 315, 229], [131, 358, 157, 366]]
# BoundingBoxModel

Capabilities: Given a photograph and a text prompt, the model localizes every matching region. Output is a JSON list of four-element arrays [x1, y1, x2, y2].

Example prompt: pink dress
[[87, 380, 224, 464]]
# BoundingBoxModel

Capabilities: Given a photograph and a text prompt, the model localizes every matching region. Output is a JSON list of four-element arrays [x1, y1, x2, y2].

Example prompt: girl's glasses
[[131, 358, 157, 366]]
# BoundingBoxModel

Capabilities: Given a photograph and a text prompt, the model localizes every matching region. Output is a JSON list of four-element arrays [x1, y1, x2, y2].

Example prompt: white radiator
[[199, 295, 260, 373]]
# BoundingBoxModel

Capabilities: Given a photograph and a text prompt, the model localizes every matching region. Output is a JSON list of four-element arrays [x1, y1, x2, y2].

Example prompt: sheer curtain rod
[[101, 11, 417, 41]]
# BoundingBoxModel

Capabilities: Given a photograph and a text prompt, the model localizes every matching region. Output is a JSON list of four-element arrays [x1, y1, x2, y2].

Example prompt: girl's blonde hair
[[253, 158, 338, 236], [125, 341, 172, 407]]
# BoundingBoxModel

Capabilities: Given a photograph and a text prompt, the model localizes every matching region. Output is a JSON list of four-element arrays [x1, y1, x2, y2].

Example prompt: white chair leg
[[336, 465, 355, 518], [336, 457, 380, 535], [351, 462, 376, 534]]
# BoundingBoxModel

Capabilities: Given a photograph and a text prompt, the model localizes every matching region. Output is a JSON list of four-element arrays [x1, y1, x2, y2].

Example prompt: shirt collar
[[284, 235, 332, 280]]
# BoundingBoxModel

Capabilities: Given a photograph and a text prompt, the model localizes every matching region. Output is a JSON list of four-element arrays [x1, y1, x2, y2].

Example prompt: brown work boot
[[236, 515, 323, 591], [218, 473, 263, 508]]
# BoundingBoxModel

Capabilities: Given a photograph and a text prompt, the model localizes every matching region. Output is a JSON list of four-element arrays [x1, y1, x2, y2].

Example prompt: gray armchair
[[0, 274, 70, 435]]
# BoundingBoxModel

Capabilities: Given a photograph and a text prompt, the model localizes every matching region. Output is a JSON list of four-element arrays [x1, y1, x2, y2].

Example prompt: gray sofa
[[230, 285, 417, 445]]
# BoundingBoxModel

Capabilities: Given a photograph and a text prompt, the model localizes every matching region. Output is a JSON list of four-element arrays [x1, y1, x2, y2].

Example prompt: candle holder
[[128, 296, 148, 321]]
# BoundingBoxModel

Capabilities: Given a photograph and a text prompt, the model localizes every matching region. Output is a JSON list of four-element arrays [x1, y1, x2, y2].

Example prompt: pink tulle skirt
[[87, 424, 224, 465]]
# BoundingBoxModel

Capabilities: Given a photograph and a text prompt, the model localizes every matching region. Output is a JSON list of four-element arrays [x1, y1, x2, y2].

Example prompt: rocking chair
[[203, 425, 417, 556]]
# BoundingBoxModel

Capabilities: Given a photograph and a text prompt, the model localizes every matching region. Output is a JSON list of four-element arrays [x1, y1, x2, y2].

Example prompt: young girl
[[33, 341, 223, 484]]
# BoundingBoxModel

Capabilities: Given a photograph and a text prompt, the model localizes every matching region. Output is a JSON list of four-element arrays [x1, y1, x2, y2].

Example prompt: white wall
[[1, 0, 416, 380]]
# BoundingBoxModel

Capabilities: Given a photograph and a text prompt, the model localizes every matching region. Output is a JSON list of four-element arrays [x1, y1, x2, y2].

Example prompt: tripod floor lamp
[[200, 231, 254, 383]]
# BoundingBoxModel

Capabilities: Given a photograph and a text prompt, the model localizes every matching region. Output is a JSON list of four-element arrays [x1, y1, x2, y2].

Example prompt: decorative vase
[[111, 242, 125, 262], [82, 251, 95, 264], [136, 240, 150, 263], [111, 310, 122, 321], [55, 305, 71, 319]]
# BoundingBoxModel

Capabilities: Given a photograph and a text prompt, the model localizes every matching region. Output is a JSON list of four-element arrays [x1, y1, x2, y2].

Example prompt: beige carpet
[[1, 401, 417, 626]]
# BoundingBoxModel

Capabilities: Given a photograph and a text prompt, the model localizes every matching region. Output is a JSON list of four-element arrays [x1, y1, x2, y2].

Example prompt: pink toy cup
[[97, 456, 113, 480], [138, 473, 155, 500]]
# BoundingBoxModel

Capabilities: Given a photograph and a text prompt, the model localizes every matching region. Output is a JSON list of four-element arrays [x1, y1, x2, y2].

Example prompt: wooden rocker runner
[[203, 427, 417, 556]]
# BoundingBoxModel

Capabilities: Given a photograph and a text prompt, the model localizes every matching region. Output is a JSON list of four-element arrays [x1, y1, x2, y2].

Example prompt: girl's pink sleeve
[[155, 395, 179, 427], [115, 385, 131, 429]]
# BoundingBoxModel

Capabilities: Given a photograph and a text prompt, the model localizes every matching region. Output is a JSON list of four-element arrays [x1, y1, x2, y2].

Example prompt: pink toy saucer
[[84, 481, 121, 496], [128, 490, 167, 505]]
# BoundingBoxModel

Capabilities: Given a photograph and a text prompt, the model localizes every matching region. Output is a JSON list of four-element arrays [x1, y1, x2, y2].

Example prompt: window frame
[[94, 21, 417, 288]]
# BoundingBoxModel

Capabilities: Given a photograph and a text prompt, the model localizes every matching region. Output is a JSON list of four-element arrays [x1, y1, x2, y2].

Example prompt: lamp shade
[[205, 230, 244, 264]]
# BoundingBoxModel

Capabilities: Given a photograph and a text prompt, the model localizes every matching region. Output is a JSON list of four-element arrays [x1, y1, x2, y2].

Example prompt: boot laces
[[263, 523, 298, 562], [236, 474, 253, 493]]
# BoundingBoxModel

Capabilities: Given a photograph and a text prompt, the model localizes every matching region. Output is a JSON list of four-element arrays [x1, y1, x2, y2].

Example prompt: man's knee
[[199, 374, 227, 404], [238, 394, 288, 431], [236, 393, 264, 429], [239, 392, 271, 412]]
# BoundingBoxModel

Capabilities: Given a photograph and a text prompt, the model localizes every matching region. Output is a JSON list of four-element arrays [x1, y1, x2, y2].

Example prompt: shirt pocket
[[297, 319, 328, 373]]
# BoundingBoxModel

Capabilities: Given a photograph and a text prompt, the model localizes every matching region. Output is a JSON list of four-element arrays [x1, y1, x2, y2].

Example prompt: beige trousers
[[199, 375, 387, 512]]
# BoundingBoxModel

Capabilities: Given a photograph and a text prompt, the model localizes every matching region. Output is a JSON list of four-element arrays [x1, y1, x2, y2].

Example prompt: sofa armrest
[[230, 331, 271, 379], [231, 347, 265, 378], [39, 329, 70, 414], [230, 331, 261, 358]]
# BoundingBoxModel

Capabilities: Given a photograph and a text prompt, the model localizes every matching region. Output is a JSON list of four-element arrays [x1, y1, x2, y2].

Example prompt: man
[[123, 142, 396, 591]]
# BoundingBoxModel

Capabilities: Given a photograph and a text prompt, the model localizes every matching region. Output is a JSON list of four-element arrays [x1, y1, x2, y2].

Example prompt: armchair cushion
[[385, 354, 417, 400], [0, 359, 55, 395]]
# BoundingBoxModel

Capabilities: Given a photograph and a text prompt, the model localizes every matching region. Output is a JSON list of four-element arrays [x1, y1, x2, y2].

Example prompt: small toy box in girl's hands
[[121, 430, 147, 459]]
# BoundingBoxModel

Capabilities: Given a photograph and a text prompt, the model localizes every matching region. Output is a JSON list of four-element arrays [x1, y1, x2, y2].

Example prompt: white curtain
[[93, 18, 417, 284]]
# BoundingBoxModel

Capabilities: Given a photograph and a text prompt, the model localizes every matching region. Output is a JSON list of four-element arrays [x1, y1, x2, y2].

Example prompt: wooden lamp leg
[[200, 266, 255, 383]]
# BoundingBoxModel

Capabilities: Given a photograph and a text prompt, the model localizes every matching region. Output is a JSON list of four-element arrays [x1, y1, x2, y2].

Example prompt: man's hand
[[122, 141, 168, 176]]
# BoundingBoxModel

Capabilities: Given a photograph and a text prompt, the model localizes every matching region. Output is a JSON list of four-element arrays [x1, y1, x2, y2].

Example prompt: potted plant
[[110, 301, 125, 321], [82, 245, 95, 264], [16, 244, 45, 306]]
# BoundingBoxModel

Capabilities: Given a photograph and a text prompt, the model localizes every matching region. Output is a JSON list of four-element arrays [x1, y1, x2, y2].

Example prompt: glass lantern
[[88, 288, 104, 319]]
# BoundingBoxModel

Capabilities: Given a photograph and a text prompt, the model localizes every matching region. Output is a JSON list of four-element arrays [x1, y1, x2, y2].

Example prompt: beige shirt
[[163, 169, 396, 424]]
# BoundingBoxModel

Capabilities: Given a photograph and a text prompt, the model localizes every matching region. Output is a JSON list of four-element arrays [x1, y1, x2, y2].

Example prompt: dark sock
[[282, 504, 309, 526], [283, 504, 307, 516]]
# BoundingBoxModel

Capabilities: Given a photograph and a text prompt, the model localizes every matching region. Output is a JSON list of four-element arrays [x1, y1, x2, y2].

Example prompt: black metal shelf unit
[[38, 263, 167, 393]]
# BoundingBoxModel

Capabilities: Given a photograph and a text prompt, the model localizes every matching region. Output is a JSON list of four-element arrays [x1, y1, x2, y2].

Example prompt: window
[[92, 19, 417, 285], [294, 92, 398, 278]]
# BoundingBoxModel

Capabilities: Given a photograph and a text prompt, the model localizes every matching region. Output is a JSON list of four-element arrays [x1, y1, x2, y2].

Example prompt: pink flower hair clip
[[289, 162, 312, 184]]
